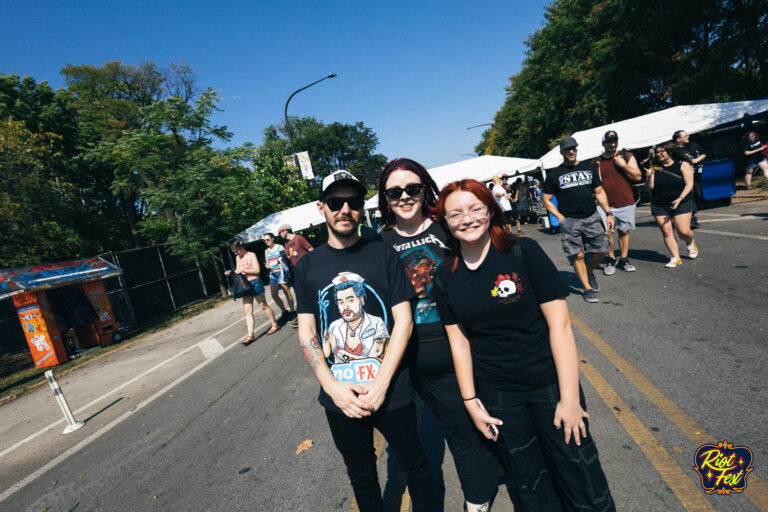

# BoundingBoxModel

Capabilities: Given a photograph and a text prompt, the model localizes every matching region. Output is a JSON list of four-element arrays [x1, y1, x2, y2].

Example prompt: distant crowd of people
[[224, 127, 765, 511]]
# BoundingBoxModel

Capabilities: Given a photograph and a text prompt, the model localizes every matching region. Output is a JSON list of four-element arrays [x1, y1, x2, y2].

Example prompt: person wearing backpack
[[595, 131, 643, 275]]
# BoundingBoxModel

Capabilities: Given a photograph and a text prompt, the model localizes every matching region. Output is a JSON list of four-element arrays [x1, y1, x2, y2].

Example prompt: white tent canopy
[[238, 201, 326, 242], [238, 155, 541, 240], [539, 99, 768, 169]]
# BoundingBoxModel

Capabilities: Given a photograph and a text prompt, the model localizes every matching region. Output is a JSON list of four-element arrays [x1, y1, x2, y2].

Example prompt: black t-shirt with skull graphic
[[294, 237, 416, 412], [434, 238, 569, 391]]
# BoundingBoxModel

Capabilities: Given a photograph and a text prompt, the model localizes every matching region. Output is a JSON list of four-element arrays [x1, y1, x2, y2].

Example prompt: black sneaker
[[278, 311, 289, 323], [603, 257, 617, 276], [617, 258, 636, 272], [588, 273, 599, 292], [583, 289, 599, 303]]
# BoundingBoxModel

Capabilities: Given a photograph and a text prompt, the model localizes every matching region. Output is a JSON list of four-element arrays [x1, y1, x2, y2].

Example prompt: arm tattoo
[[299, 334, 324, 372]]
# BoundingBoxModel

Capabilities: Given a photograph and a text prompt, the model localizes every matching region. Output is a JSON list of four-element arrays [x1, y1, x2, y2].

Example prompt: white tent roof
[[238, 201, 326, 242], [238, 155, 541, 240], [539, 99, 768, 169]]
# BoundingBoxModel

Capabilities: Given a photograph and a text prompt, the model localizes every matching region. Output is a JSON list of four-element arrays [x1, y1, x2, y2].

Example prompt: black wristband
[[462, 396, 476, 401]]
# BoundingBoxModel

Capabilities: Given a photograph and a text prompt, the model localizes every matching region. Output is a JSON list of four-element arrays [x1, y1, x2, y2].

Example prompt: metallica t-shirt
[[380, 222, 454, 374], [543, 161, 603, 218], [434, 238, 568, 391], [294, 238, 415, 412]]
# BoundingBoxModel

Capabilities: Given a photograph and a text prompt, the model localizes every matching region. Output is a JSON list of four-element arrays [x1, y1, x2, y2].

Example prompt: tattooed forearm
[[299, 335, 324, 372]]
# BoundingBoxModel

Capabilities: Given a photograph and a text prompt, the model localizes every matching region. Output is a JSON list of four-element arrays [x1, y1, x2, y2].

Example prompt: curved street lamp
[[284, 73, 337, 180], [467, 123, 493, 130]]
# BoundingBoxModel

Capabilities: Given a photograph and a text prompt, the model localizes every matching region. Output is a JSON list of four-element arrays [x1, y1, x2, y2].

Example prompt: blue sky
[[2, 1, 548, 169]]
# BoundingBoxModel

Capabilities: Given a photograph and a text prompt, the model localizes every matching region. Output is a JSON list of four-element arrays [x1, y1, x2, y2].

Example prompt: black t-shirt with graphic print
[[380, 222, 453, 374], [743, 139, 765, 166], [434, 238, 568, 391], [542, 161, 603, 218], [294, 237, 416, 413]]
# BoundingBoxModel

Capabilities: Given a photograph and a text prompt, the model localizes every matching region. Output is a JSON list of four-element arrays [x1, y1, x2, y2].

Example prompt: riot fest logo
[[693, 440, 754, 495]]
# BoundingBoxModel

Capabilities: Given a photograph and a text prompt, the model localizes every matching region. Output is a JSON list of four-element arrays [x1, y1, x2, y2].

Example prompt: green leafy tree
[[477, 0, 767, 158], [263, 116, 387, 188], [0, 119, 85, 266]]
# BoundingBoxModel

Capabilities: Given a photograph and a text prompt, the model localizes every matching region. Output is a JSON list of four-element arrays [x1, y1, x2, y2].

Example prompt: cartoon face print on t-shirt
[[490, 273, 523, 304], [318, 271, 390, 370]]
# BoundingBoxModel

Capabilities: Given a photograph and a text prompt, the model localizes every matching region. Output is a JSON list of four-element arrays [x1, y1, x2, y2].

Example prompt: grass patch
[[0, 294, 228, 401]]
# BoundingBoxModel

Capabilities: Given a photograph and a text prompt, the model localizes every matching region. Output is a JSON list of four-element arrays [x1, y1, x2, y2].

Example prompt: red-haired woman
[[433, 179, 614, 511], [377, 160, 499, 512]]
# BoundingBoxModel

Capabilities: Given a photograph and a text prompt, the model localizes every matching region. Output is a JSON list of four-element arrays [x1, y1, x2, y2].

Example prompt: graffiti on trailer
[[0, 257, 122, 299]]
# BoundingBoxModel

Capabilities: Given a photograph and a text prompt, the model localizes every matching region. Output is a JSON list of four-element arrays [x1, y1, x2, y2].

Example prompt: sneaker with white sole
[[583, 289, 599, 303], [686, 242, 698, 259], [665, 257, 682, 268], [603, 257, 617, 276], [617, 258, 636, 272], [588, 273, 599, 292]]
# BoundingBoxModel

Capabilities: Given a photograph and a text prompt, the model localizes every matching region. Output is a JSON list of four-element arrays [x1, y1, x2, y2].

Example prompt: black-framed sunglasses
[[324, 195, 365, 211], [384, 183, 424, 200]]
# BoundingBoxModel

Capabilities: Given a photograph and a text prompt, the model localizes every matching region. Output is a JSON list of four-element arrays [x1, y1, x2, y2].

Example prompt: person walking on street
[[294, 170, 434, 512], [263, 233, 296, 324], [741, 130, 768, 190], [278, 224, 313, 327], [646, 142, 698, 268], [673, 130, 706, 229], [542, 137, 614, 303], [596, 131, 642, 275], [491, 175, 513, 234], [434, 179, 615, 511], [225, 241, 280, 342], [378, 158, 502, 512]]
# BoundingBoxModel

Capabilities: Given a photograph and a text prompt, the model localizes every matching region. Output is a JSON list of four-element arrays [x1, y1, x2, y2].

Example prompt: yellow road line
[[571, 312, 768, 511], [578, 351, 715, 510]]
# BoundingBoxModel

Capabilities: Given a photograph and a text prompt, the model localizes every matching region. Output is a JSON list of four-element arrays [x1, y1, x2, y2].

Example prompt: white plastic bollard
[[44, 370, 85, 434]]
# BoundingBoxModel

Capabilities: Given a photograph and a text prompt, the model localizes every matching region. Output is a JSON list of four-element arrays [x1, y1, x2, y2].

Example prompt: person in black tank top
[[377, 158, 501, 512], [646, 142, 698, 267]]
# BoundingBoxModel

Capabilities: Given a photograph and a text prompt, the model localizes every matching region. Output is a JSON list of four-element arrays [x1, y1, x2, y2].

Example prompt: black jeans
[[325, 403, 434, 512], [692, 173, 703, 212], [417, 371, 500, 504], [477, 381, 615, 512]]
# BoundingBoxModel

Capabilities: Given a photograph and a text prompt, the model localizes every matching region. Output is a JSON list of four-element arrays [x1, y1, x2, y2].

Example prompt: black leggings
[[416, 371, 501, 504], [325, 404, 433, 512]]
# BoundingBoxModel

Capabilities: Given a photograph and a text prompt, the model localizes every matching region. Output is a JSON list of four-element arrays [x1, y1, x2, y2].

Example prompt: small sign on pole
[[284, 152, 314, 180]]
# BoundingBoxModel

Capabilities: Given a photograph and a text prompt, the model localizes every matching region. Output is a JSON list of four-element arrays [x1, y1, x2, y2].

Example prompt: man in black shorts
[[293, 170, 433, 511], [543, 137, 614, 303]]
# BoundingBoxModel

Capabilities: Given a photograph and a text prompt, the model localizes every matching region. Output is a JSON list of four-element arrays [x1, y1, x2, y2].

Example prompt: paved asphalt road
[[0, 199, 766, 511]]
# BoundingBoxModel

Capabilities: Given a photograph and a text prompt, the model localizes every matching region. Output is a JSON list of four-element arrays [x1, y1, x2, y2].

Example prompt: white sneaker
[[665, 257, 682, 268], [686, 242, 698, 259]]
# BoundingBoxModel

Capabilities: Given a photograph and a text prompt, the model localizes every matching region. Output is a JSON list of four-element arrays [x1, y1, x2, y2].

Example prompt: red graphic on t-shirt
[[491, 273, 523, 303]]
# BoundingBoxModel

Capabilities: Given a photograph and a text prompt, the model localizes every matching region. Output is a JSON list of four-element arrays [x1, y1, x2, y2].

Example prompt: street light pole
[[284, 73, 337, 180], [467, 123, 493, 130]]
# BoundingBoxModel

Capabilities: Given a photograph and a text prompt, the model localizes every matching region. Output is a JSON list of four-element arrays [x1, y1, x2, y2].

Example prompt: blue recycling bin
[[701, 159, 736, 202]]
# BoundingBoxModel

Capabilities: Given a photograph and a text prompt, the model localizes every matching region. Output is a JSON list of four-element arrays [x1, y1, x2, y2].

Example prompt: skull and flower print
[[319, 272, 390, 384], [491, 272, 523, 303]]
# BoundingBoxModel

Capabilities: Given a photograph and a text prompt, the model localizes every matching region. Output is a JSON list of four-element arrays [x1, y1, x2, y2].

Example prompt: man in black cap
[[293, 170, 433, 510], [543, 137, 614, 303], [597, 130, 642, 275]]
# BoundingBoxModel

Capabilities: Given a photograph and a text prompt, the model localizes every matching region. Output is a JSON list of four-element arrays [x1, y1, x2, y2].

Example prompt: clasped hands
[[327, 379, 389, 419]]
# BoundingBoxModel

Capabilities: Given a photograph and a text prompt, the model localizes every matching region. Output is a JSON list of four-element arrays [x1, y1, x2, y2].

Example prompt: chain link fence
[[0, 245, 233, 354]]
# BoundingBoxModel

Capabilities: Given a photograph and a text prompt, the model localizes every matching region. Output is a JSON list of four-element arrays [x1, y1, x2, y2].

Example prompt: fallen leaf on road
[[273, 354, 279, 358], [672, 446, 683, 453], [78, 473, 86, 479], [296, 439, 313, 454], [43, 507, 50, 512], [238, 467, 252, 474]]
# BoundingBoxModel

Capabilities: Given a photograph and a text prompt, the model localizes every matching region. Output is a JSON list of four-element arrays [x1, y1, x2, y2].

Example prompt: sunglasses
[[384, 183, 424, 200], [325, 195, 365, 211]]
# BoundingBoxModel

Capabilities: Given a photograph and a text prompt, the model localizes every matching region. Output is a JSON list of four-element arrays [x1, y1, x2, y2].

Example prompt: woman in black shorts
[[434, 179, 614, 511], [646, 142, 698, 268], [378, 159, 501, 512]]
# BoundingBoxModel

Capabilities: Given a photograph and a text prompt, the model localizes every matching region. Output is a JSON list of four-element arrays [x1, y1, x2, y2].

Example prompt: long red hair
[[437, 179, 516, 272]]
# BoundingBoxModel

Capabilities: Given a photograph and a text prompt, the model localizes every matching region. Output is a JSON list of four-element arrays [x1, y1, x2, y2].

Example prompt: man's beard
[[328, 215, 360, 239]]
